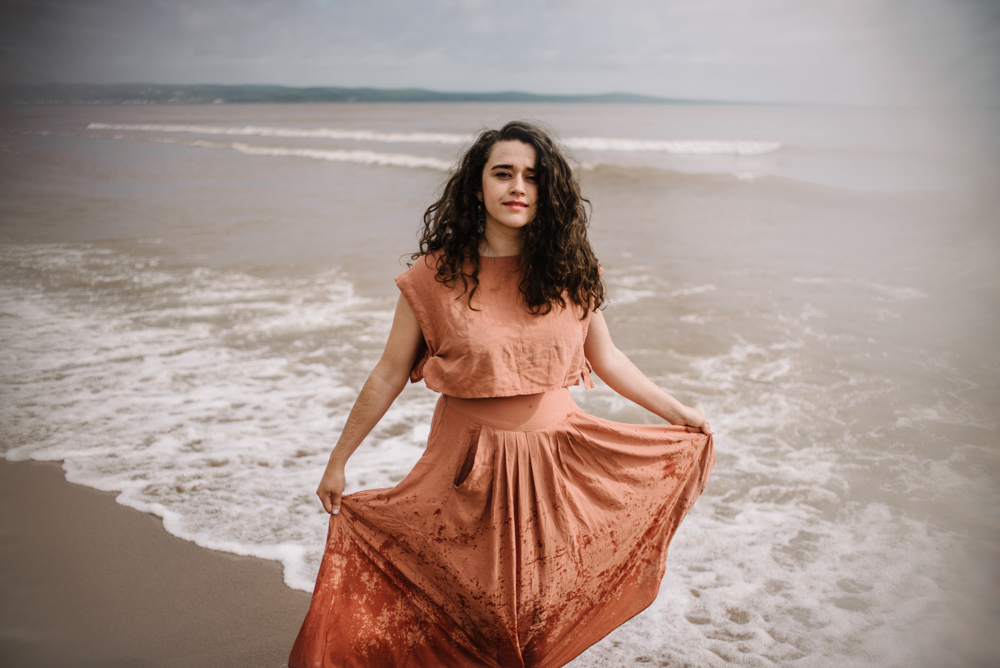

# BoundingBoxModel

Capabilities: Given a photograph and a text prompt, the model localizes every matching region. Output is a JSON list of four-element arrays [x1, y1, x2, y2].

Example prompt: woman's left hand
[[681, 407, 712, 435]]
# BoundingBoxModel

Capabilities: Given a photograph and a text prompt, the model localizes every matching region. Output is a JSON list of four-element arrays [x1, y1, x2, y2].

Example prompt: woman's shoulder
[[396, 250, 443, 290], [411, 250, 445, 272]]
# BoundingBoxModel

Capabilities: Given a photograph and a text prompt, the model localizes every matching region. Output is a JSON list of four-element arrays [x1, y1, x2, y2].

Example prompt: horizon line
[[0, 83, 976, 109]]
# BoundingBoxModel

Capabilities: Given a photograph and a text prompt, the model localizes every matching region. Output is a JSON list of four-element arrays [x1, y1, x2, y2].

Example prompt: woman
[[289, 121, 715, 668]]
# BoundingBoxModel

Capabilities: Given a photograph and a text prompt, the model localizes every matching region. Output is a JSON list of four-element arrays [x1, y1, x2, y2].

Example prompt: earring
[[476, 204, 486, 234]]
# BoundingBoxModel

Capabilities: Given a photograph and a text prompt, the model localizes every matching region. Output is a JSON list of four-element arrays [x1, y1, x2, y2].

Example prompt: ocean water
[[1, 102, 998, 667]]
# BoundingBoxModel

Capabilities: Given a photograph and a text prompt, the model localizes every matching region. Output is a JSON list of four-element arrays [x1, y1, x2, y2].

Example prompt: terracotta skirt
[[289, 389, 714, 668]]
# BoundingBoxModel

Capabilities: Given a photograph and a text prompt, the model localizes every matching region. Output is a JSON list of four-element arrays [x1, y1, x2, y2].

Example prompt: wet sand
[[0, 458, 311, 668]]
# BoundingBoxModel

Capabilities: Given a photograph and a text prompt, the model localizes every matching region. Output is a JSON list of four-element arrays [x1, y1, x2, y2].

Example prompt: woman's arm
[[584, 308, 711, 434], [316, 294, 426, 515]]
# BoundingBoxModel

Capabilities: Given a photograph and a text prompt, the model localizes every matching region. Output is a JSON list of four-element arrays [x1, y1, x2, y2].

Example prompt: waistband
[[441, 388, 579, 432]]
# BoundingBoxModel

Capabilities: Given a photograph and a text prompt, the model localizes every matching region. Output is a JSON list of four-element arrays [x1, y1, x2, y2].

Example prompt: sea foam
[[563, 137, 780, 155], [0, 242, 973, 667], [87, 123, 471, 144], [0, 243, 437, 591], [226, 142, 453, 171], [87, 123, 781, 156]]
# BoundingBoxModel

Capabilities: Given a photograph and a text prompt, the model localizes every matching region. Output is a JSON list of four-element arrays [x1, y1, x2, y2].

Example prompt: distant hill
[[0, 84, 699, 106]]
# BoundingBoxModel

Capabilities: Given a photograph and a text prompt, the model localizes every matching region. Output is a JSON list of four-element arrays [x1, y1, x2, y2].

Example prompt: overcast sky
[[1, 0, 997, 105]]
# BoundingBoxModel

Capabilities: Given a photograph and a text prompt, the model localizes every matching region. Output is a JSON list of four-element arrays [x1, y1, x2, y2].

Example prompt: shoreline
[[0, 458, 311, 668]]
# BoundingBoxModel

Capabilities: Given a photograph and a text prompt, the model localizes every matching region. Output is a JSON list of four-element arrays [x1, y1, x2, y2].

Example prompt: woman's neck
[[480, 224, 523, 257]]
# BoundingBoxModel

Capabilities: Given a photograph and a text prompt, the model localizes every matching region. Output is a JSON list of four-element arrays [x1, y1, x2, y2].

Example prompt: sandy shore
[[0, 458, 312, 668]]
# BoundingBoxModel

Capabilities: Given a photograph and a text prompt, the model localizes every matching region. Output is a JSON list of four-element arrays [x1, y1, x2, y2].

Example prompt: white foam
[[793, 276, 928, 302], [669, 283, 717, 297], [0, 246, 980, 666], [109, 135, 455, 172], [564, 265, 983, 665], [0, 243, 437, 591], [563, 137, 781, 156], [87, 122, 472, 145], [604, 269, 718, 305], [604, 270, 658, 304], [227, 142, 453, 171], [572, 500, 953, 668], [86, 122, 780, 156]]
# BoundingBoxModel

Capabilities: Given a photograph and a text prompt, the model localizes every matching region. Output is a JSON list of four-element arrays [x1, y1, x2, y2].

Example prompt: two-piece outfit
[[289, 252, 715, 668]]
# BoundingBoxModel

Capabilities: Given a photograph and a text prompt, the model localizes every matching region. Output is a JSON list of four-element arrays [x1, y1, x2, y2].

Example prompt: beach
[[2, 101, 998, 666], [0, 458, 309, 667]]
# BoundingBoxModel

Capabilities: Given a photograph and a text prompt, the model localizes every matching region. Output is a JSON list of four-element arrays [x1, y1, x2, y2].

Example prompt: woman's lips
[[503, 201, 528, 209]]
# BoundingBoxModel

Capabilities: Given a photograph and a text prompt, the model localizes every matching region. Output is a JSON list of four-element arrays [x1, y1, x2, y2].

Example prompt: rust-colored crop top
[[394, 252, 595, 399]]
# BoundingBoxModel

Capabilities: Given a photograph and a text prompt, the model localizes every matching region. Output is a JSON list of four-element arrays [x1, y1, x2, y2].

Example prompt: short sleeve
[[394, 255, 439, 384]]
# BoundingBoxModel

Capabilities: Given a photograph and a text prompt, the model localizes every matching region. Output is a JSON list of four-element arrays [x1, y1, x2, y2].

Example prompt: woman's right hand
[[317, 464, 347, 515]]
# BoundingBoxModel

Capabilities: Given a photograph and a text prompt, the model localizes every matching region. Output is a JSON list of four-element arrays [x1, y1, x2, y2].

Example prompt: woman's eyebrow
[[489, 163, 536, 172]]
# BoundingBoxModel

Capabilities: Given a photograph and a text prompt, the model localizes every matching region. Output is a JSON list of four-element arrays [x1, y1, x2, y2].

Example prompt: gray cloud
[[1, 0, 996, 105]]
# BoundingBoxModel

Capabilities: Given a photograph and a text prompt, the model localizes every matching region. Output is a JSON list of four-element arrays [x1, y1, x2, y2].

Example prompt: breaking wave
[[87, 123, 780, 156]]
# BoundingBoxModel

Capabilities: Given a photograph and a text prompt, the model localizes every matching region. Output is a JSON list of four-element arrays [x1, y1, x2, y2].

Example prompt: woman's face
[[477, 140, 538, 235]]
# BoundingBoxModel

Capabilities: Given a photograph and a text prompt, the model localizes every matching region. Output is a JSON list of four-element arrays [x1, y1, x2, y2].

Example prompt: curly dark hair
[[414, 121, 605, 315]]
